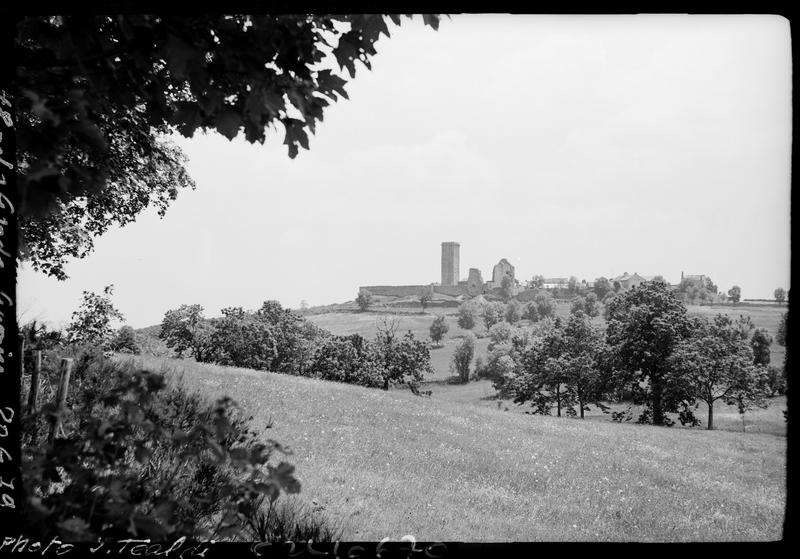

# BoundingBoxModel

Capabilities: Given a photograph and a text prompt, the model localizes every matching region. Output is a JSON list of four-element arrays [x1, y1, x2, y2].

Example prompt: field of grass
[[129, 355, 786, 541]]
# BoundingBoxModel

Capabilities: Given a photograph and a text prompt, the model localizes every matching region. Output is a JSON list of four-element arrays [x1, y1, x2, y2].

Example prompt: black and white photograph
[[0, 9, 791, 548]]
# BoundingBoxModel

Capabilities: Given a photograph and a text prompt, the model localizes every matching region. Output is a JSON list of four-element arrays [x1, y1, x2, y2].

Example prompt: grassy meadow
[[128, 354, 786, 541]]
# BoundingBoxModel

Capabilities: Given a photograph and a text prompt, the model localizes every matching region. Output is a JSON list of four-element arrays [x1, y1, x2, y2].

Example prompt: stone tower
[[441, 242, 460, 286]]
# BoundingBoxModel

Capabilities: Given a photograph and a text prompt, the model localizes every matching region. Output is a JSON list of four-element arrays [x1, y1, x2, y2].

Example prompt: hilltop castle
[[359, 242, 520, 302]]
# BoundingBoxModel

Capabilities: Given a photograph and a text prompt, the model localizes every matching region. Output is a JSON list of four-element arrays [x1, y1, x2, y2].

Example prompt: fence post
[[26, 350, 42, 414], [48, 358, 74, 444]]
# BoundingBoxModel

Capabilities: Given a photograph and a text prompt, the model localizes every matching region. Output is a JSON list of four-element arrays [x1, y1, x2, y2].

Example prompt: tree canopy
[[15, 14, 442, 278]]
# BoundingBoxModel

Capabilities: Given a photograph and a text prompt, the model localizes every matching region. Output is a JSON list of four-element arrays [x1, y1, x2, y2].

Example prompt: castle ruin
[[359, 242, 520, 303]]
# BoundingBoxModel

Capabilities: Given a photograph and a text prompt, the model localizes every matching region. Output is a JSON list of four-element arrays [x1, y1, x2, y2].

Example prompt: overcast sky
[[18, 14, 792, 329]]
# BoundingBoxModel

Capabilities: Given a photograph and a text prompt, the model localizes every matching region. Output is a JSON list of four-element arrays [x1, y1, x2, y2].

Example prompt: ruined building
[[359, 242, 519, 301]]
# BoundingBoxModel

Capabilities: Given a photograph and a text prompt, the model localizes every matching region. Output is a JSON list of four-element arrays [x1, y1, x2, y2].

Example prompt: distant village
[[359, 241, 715, 305]]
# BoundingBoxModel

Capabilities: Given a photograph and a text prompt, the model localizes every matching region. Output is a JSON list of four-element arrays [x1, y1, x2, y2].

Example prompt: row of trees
[[159, 303, 433, 391], [471, 282, 785, 429]]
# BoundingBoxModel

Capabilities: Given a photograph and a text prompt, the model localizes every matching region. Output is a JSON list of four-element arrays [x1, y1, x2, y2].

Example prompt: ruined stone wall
[[360, 285, 432, 297], [433, 285, 468, 297]]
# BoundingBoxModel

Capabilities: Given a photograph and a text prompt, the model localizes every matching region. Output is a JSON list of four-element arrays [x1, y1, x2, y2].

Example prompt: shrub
[[456, 301, 479, 330], [109, 325, 139, 354], [482, 301, 506, 329], [429, 315, 449, 346], [20, 353, 301, 541], [451, 332, 476, 383], [356, 291, 372, 311], [488, 322, 514, 349], [522, 301, 540, 322], [505, 300, 522, 324], [309, 335, 383, 388]]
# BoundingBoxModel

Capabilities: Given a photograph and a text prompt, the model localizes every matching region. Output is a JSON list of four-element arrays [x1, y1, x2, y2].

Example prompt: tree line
[[442, 282, 787, 430]]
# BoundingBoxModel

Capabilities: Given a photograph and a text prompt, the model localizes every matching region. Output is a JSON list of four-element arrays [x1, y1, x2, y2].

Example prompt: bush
[[451, 332, 476, 383], [429, 315, 449, 346], [487, 322, 514, 349], [20, 353, 301, 541], [505, 300, 522, 324], [309, 335, 383, 388], [457, 301, 479, 330], [109, 325, 139, 354], [243, 496, 342, 542], [482, 301, 506, 329]]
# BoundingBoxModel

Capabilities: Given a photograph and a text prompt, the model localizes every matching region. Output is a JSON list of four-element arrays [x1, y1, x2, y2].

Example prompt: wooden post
[[48, 358, 74, 444], [26, 350, 41, 414]]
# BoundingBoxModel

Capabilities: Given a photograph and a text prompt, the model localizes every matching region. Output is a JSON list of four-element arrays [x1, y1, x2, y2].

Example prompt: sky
[[18, 14, 792, 329]]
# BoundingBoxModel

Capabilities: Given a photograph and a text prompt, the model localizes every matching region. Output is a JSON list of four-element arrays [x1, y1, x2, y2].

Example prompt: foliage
[[243, 496, 341, 542], [668, 314, 768, 430], [20, 354, 300, 541], [429, 315, 449, 346], [522, 300, 539, 322], [418, 289, 432, 311], [65, 285, 125, 346], [21, 320, 64, 351], [355, 291, 373, 312], [505, 299, 521, 324], [593, 277, 612, 299], [509, 313, 608, 418], [109, 325, 139, 354], [205, 307, 279, 370], [499, 275, 515, 302], [750, 328, 772, 366], [533, 291, 557, 320], [728, 285, 742, 304], [605, 282, 692, 426], [451, 332, 476, 383], [456, 300, 479, 330], [373, 318, 434, 390], [308, 334, 382, 388], [765, 365, 786, 397], [17, 14, 442, 279], [529, 275, 544, 289], [774, 287, 786, 303], [159, 304, 213, 360], [487, 321, 515, 349], [203, 301, 322, 375], [481, 301, 505, 329], [776, 312, 787, 346]]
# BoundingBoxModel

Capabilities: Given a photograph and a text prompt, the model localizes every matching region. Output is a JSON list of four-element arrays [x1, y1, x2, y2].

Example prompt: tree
[[109, 325, 139, 354], [776, 312, 787, 346], [533, 291, 557, 320], [419, 289, 432, 312], [669, 315, 768, 430], [374, 317, 433, 390], [594, 277, 612, 299], [451, 332, 476, 383], [206, 307, 279, 370], [429, 315, 449, 347], [159, 303, 211, 359], [605, 282, 692, 426], [456, 300, 479, 330], [775, 287, 786, 303], [751, 328, 772, 366], [482, 301, 505, 329], [511, 320, 569, 416], [499, 275, 515, 302], [505, 299, 522, 324], [65, 285, 125, 346], [529, 275, 545, 289], [355, 291, 372, 312], [522, 301, 540, 322], [728, 285, 741, 304], [16, 14, 443, 279], [652, 275, 667, 284], [704, 277, 718, 294], [558, 311, 608, 418], [583, 292, 599, 318], [488, 321, 515, 349], [567, 276, 579, 295]]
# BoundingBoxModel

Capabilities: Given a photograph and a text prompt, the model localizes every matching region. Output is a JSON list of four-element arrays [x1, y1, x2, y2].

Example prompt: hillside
[[129, 355, 786, 541]]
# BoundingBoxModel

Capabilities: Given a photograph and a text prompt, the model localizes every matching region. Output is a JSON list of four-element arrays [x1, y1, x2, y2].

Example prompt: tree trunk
[[26, 350, 42, 415], [580, 397, 585, 419], [556, 385, 561, 417], [651, 376, 664, 425], [707, 401, 714, 430], [383, 378, 389, 391]]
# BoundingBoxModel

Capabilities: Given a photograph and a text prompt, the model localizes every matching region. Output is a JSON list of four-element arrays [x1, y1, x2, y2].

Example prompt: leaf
[[316, 70, 349, 101], [269, 461, 301, 494], [215, 110, 241, 140], [162, 34, 197, 79], [333, 34, 359, 77]]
